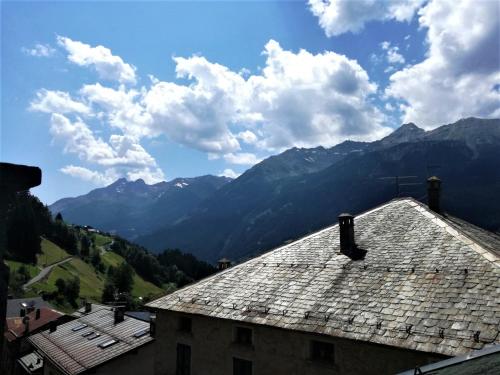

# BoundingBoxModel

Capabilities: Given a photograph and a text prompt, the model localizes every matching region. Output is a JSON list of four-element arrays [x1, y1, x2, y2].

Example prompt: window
[[310, 340, 334, 363], [133, 328, 149, 338], [176, 343, 191, 375], [86, 332, 101, 340], [99, 339, 118, 349], [71, 323, 88, 332], [178, 316, 192, 333], [234, 327, 252, 346], [233, 358, 252, 375]]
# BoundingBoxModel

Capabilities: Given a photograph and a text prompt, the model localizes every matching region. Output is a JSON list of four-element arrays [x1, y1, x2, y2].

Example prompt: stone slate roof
[[148, 198, 500, 357], [29, 306, 153, 375]]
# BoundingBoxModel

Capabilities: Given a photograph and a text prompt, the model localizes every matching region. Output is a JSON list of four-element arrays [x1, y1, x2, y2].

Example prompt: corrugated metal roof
[[147, 198, 500, 357], [29, 306, 154, 375], [5, 307, 63, 342]]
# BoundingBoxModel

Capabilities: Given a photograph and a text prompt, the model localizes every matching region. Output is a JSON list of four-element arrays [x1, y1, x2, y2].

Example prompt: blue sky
[[2, 1, 498, 204]]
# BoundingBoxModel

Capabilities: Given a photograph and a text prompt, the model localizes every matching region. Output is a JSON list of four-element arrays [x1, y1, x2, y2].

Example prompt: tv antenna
[[378, 175, 422, 197]]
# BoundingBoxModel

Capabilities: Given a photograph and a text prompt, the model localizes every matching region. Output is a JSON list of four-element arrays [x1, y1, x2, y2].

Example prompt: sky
[[1, 0, 499, 204]]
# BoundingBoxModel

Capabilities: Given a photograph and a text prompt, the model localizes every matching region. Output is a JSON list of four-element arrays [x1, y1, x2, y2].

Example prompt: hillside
[[5, 192, 216, 312], [7, 235, 164, 311]]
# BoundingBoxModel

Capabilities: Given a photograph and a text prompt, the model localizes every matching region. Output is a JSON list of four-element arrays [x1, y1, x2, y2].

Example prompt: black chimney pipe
[[427, 176, 441, 213], [339, 213, 355, 254]]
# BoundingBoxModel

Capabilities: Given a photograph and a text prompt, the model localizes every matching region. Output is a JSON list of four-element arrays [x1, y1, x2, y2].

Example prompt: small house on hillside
[[147, 178, 500, 375], [28, 305, 155, 375]]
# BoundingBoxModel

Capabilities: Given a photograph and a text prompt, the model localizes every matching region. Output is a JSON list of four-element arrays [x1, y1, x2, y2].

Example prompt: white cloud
[[49, 114, 164, 185], [236, 130, 258, 145], [386, 0, 500, 127], [223, 152, 262, 166], [60, 165, 115, 186], [67, 40, 390, 154], [219, 168, 240, 179], [22, 43, 55, 57], [308, 0, 425, 37], [57, 36, 137, 84], [381, 41, 405, 64], [30, 90, 91, 115], [34, 38, 394, 184]]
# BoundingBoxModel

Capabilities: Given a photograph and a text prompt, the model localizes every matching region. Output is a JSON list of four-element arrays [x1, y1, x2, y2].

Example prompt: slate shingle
[[147, 198, 500, 357]]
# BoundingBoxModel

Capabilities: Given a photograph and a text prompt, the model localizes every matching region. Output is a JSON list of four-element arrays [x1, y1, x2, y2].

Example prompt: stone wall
[[154, 310, 446, 375]]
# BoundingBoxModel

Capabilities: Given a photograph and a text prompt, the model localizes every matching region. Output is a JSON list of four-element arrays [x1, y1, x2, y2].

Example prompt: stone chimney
[[427, 176, 441, 213], [217, 258, 231, 271], [114, 307, 125, 324], [35, 308, 40, 320]]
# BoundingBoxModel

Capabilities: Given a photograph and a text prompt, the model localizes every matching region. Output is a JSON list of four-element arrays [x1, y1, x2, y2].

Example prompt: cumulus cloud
[[34, 37, 393, 183], [22, 43, 55, 57], [57, 36, 137, 84], [308, 0, 425, 37], [219, 168, 240, 179], [30, 90, 91, 115], [86, 40, 387, 156], [60, 165, 115, 186], [386, 0, 500, 127], [223, 153, 262, 165], [236, 130, 258, 145], [381, 41, 405, 65], [49, 114, 164, 184]]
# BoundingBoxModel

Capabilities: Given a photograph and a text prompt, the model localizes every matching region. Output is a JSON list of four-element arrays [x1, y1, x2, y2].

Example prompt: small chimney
[[49, 321, 57, 333], [217, 258, 231, 271], [150, 316, 156, 337], [339, 213, 355, 254], [23, 316, 30, 334], [427, 176, 441, 213], [338, 213, 366, 260], [84, 302, 92, 314], [114, 307, 125, 324], [35, 308, 41, 320]]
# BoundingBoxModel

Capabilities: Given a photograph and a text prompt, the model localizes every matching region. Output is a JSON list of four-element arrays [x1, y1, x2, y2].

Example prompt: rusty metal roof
[[147, 198, 500, 357], [5, 307, 63, 342], [28, 306, 154, 375]]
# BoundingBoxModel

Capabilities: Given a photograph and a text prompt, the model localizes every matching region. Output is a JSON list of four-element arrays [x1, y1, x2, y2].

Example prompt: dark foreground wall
[[154, 310, 446, 375]]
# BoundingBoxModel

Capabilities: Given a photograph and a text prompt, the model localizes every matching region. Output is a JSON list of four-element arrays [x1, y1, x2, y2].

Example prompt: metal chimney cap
[[338, 213, 354, 218]]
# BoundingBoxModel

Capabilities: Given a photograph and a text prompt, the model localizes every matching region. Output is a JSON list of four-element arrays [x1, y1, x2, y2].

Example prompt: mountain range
[[50, 117, 500, 262]]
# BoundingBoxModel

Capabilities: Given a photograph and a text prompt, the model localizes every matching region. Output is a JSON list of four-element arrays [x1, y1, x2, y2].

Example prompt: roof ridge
[[407, 200, 500, 267]]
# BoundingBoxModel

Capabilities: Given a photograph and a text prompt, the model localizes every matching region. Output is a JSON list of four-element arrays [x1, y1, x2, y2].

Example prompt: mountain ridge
[[50, 117, 500, 262]]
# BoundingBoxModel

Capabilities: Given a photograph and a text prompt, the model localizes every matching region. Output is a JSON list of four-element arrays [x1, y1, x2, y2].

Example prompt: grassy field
[[93, 233, 113, 247], [101, 251, 163, 298], [37, 238, 70, 267], [29, 249, 162, 304], [5, 260, 40, 279]]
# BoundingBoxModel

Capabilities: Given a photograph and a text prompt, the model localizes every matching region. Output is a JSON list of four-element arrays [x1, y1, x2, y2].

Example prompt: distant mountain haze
[[50, 117, 500, 262], [50, 175, 232, 240]]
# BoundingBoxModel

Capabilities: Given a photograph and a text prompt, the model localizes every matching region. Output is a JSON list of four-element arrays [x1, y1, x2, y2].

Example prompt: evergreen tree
[[113, 262, 134, 294]]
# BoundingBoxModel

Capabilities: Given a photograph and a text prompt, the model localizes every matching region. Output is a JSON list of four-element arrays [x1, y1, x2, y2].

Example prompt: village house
[[28, 304, 155, 375], [147, 178, 500, 375], [2, 303, 66, 375]]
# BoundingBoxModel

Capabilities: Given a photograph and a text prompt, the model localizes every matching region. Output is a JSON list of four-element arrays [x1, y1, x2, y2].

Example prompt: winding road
[[23, 257, 73, 289]]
